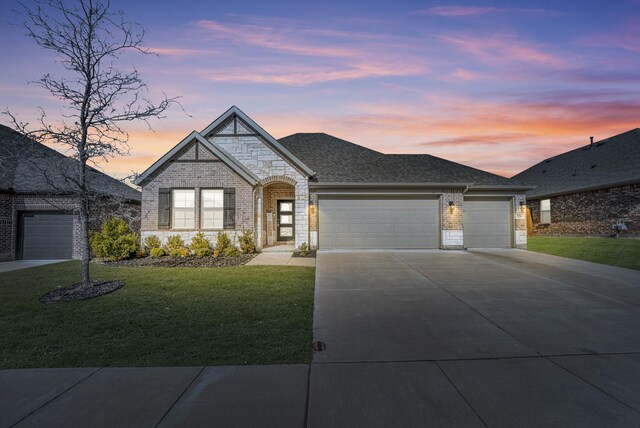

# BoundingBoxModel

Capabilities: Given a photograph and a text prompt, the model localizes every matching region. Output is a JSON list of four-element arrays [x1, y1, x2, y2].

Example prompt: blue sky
[[1, 0, 639, 178]]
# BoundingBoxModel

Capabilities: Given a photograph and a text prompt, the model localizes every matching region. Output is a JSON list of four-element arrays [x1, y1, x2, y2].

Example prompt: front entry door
[[277, 200, 295, 241]]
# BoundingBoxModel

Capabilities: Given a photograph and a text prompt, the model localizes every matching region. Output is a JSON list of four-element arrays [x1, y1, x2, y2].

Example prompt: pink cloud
[[415, 6, 561, 17], [438, 33, 566, 66]]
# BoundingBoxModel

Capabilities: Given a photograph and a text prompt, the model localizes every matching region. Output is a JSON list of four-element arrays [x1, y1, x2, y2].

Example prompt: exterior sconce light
[[519, 200, 525, 206], [448, 201, 455, 214], [309, 202, 316, 216]]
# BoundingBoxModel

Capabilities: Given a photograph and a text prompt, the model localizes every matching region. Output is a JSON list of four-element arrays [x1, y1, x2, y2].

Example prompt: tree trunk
[[79, 201, 91, 287]]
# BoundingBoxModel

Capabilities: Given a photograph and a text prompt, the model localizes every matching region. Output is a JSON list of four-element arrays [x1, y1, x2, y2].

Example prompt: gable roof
[[279, 133, 527, 188], [512, 128, 640, 199], [133, 131, 260, 186], [201, 106, 316, 177], [0, 124, 141, 202]]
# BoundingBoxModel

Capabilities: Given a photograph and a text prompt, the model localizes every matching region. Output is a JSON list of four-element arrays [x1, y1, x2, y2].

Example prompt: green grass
[[528, 236, 640, 271], [0, 262, 315, 368]]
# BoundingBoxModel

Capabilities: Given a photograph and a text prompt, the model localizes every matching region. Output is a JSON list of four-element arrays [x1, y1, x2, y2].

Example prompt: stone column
[[441, 191, 464, 249], [514, 194, 527, 249]]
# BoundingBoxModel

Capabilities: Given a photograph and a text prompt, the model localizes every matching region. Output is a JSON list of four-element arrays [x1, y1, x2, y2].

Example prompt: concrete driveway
[[310, 249, 640, 427]]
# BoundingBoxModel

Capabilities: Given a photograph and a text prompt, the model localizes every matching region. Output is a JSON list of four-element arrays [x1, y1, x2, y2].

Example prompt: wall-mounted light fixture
[[309, 201, 316, 216], [519, 200, 525, 206], [448, 201, 455, 214]]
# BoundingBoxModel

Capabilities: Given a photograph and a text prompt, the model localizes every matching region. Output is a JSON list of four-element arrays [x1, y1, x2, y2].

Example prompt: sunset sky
[[1, 0, 639, 180]]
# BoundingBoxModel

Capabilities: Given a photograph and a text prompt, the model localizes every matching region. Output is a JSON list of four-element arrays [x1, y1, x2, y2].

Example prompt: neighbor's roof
[[0, 124, 141, 201], [512, 128, 640, 199], [278, 133, 525, 187]]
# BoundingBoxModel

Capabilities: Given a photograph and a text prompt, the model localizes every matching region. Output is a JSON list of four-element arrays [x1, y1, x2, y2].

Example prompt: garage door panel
[[21, 212, 73, 259], [319, 198, 439, 249], [463, 200, 512, 248]]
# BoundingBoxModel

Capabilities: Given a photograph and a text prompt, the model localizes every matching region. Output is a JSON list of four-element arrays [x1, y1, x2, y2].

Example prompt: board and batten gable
[[205, 116, 310, 246], [140, 140, 253, 245]]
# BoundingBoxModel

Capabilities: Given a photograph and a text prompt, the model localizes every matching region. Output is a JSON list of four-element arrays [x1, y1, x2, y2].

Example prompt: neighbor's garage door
[[20, 212, 73, 259], [319, 197, 440, 249], [463, 199, 512, 248]]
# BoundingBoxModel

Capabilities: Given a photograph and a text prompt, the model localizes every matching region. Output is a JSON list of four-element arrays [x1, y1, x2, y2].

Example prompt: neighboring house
[[513, 129, 640, 236], [135, 106, 531, 251], [0, 125, 141, 261]]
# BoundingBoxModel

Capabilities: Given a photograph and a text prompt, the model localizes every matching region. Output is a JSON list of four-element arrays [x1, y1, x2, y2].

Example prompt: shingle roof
[[0, 124, 141, 201], [278, 133, 522, 186], [512, 128, 640, 199]]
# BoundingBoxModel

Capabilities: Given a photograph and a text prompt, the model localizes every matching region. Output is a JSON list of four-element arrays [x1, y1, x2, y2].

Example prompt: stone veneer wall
[[262, 183, 295, 246], [441, 191, 463, 249], [210, 133, 309, 247], [513, 194, 527, 248], [140, 159, 253, 247], [309, 190, 318, 249], [528, 183, 640, 235]]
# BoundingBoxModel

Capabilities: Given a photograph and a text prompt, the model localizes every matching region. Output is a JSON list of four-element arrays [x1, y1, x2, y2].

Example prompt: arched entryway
[[261, 180, 296, 248]]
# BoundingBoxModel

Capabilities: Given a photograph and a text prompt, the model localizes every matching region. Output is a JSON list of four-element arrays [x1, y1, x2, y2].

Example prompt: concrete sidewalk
[[0, 260, 67, 274], [1, 365, 309, 428], [246, 252, 315, 267]]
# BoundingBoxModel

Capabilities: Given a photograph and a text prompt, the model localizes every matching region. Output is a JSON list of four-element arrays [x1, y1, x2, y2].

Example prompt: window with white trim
[[172, 189, 195, 229], [540, 199, 551, 224], [201, 189, 224, 229]]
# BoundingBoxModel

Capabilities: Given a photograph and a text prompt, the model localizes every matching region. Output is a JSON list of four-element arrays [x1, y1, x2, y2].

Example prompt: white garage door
[[463, 200, 512, 248], [319, 198, 440, 249]]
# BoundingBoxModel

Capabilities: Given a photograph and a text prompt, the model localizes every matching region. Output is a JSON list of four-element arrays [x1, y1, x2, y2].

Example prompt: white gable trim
[[133, 131, 260, 186], [201, 105, 316, 178]]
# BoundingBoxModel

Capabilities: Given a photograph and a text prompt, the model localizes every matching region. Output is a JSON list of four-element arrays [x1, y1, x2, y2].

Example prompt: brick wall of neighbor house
[[140, 159, 253, 247], [210, 126, 309, 247], [0, 193, 13, 261], [528, 183, 640, 235], [441, 191, 463, 249], [262, 183, 295, 246]]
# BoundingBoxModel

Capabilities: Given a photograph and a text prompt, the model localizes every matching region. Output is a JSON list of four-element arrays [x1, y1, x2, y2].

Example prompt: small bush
[[223, 246, 240, 257], [239, 228, 255, 254], [190, 233, 212, 257], [90, 218, 140, 261], [298, 242, 308, 256], [169, 247, 190, 258], [215, 231, 232, 253], [150, 248, 166, 258], [213, 249, 220, 258], [165, 235, 185, 253], [144, 235, 162, 252]]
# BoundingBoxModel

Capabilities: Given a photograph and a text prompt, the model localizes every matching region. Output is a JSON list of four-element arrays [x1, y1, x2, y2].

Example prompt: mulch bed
[[292, 250, 317, 258], [40, 280, 124, 304], [99, 254, 257, 268]]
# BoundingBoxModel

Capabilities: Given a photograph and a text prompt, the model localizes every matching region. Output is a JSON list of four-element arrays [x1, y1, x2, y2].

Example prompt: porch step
[[262, 245, 296, 253]]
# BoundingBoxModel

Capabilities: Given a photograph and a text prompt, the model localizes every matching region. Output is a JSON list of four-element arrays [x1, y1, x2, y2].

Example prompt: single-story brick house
[[135, 106, 532, 250], [0, 125, 141, 261], [513, 129, 640, 236]]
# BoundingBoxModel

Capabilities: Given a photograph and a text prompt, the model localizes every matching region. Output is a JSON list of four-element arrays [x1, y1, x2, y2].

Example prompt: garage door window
[[172, 189, 195, 229], [540, 199, 551, 224]]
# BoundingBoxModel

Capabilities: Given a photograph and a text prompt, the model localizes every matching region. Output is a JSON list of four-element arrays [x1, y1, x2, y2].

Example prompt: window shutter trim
[[223, 187, 235, 229], [158, 188, 171, 229]]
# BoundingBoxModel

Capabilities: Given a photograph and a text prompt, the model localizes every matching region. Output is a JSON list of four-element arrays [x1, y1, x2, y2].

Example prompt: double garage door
[[318, 197, 512, 249], [319, 198, 440, 249], [19, 212, 74, 259]]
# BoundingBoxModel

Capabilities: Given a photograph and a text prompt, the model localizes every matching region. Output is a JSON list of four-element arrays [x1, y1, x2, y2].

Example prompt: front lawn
[[527, 236, 640, 271], [0, 262, 315, 368]]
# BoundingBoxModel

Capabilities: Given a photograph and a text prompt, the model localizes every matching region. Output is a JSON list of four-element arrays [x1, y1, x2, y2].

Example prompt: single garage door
[[20, 212, 74, 259], [319, 197, 440, 249], [463, 199, 512, 248]]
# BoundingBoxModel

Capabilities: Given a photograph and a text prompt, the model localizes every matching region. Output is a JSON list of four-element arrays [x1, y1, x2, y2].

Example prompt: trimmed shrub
[[90, 218, 139, 261], [238, 228, 255, 254], [298, 242, 308, 256], [165, 235, 185, 254], [215, 231, 232, 253], [223, 246, 240, 257], [169, 247, 190, 258], [144, 235, 162, 252], [150, 248, 166, 258], [190, 233, 212, 257], [213, 249, 220, 258]]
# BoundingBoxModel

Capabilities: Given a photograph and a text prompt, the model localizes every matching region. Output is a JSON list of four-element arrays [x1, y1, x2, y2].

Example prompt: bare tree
[[5, 0, 177, 286]]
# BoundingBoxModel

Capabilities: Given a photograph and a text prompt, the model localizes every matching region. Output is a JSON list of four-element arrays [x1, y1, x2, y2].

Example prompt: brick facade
[[528, 183, 640, 236], [1, 193, 140, 261], [140, 142, 253, 247]]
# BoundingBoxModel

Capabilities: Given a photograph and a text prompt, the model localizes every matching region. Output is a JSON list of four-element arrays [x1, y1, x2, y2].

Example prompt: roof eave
[[526, 177, 640, 199], [308, 182, 473, 189]]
